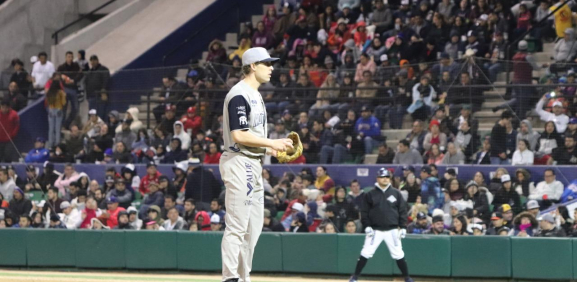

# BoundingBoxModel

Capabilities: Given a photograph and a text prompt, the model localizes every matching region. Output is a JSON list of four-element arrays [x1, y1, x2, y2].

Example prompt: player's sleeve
[[359, 192, 371, 229], [397, 191, 408, 228], [227, 95, 252, 131]]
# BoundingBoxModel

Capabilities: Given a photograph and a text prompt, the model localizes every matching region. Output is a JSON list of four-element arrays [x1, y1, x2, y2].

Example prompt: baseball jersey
[[222, 80, 268, 157]]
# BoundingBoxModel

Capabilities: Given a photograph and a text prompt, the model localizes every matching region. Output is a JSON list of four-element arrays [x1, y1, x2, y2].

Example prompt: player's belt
[[225, 150, 264, 161], [241, 153, 264, 161]]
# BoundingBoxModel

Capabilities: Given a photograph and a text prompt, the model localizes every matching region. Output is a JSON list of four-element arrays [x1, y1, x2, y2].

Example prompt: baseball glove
[[276, 131, 303, 163]]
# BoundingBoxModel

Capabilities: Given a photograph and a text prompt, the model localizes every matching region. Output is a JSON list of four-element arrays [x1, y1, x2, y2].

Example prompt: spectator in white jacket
[[529, 169, 564, 204], [59, 201, 82, 229], [535, 95, 569, 134], [0, 169, 16, 201], [512, 139, 534, 165]]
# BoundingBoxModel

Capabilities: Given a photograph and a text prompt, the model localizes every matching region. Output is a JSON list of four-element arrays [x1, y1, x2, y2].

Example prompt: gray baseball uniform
[[220, 80, 267, 282]]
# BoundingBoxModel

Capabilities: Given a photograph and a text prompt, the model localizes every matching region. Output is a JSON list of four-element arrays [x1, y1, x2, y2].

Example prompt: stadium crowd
[[3, 0, 577, 168], [1, 0, 577, 237], [0, 160, 575, 238]]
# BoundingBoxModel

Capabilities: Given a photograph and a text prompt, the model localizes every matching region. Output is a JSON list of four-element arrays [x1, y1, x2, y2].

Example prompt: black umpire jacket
[[360, 184, 408, 231]]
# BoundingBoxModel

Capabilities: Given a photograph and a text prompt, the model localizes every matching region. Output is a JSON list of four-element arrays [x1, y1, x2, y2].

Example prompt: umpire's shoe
[[405, 277, 414, 282], [348, 276, 358, 282]]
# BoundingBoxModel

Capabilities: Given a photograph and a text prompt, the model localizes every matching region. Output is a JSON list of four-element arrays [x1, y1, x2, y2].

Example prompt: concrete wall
[[52, 0, 154, 65], [0, 0, 78, 74], [78, 0, 133, 14], [84, 0, 214, 73]]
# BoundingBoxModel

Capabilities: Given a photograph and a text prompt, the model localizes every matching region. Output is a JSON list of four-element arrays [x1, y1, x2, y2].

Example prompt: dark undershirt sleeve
[[228, 95, 251, 131]]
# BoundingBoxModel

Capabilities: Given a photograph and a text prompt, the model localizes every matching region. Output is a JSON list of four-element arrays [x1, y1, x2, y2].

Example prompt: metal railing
[[162, 2, 240, 66], [51, 0, 117, 44]]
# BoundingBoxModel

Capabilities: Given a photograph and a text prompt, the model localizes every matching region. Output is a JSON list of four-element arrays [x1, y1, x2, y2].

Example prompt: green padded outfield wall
[[451, 236, 511, 277], [337, 234, 394, 276], [253, 233, 283, 272], [178, 232, 222, 271], [4, 229, 577, 280], [27, 229, 76, 267], [125, 231, 177, 269], [512, 237, 573, 280], [75, 230, 126, 269], [282, 233, 338, 273], [0, 229, 27, 266], [393, 235, 451, 277]]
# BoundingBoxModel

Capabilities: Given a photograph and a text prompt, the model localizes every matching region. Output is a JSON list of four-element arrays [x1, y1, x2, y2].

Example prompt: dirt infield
[[0, 270, 402, 282]]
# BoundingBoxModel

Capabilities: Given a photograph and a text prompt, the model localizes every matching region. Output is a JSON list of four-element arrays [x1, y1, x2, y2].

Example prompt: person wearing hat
[[48, 213, 66, 229], [209, 213, 223, 231], [350, 168, 413, 282], [534, 213, 566, 237], [180, 106, 202, 136], [463, 181, 490, 221], [126, 206, 142, 230], [355, 105, 383, 155], [565, 117, 577, 139], [171, 160, 188, 192], [145, 204, 164, 227], [24, 137, 50, 163], [101, 196, 125, 229], [423, 215, 450, 235], [407, 212, 430, 234], [81, 108, 104, 138], [59, 200, 81, 229], [220, 46, 294, 282], [492, 174, 521, 215], [464, 29, 488, 57], [486, 212, 505, 235], [107, 178, 133, 209], [155, 105, 178, 136], [552, 27, 576, 71], [138, 161, 162, 195], [535, 94, 569, 134], [8, 187, 31, 218], [281, 201, 304, 231], [113, 210, 132, 230], [262, 208, 285, 232], [420, 165, 443, 214]]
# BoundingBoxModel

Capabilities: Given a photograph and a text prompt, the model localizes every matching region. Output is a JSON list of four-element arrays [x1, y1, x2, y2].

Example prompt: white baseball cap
[[210, 214, 221, 224], [501, 174, 511, 183], [88, 109, 97, 115], [292, 202, 304, 212], [553, 101, 563, 107], [380, 54, 388, 62], [242, 47, 279, 66]]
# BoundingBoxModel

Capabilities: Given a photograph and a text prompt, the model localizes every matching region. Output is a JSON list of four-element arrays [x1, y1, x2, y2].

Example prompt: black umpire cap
[[377, 168, 392, 178]]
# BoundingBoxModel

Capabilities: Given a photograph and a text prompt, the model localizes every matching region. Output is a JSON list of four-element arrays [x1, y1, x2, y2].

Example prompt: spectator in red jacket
[[139, 162, 162, 195], [195, 210, 211, 231], [180, 106, 201, 136], [102, 196, 126, 229], [203, 142, 222, 164], [0, 100, 20, 162]]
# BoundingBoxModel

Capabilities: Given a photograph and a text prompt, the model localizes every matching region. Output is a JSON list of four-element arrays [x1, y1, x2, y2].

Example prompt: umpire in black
[[349, 168, 413, 282]]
